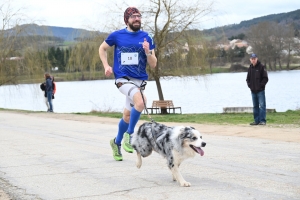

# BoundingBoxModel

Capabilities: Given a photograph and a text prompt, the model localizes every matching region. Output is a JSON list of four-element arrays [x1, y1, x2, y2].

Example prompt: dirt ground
[[18, 111, 300, 143]]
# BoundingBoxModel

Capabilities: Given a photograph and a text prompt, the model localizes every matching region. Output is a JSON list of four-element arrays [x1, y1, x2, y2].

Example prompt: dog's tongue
[[196, 147, 204, 156]]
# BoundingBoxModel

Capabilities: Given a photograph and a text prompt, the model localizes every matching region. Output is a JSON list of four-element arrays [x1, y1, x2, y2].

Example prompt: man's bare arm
[[99, 41, 113, 77]]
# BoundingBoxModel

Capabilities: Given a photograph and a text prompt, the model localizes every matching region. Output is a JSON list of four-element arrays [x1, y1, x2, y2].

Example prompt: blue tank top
[[105, 28, 156, 80]]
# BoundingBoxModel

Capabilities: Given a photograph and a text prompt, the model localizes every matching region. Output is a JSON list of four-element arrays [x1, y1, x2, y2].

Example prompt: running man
[[99, 7, 157, 161]]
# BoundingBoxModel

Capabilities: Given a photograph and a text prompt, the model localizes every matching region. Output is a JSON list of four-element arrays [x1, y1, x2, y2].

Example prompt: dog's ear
[[179, 127, 191, 140], [190, 126, 195, 130]]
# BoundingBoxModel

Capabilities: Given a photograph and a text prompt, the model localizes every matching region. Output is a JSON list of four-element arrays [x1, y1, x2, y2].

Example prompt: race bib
[[121, 53, 139, 65]]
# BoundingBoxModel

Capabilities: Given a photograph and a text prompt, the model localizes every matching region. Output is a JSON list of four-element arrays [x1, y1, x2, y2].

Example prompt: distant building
[[229, 39, 248, 49]]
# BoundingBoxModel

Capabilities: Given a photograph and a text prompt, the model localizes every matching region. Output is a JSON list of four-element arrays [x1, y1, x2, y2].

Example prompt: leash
[[139, 88, 155, 123], [139, 88, 158, 143]]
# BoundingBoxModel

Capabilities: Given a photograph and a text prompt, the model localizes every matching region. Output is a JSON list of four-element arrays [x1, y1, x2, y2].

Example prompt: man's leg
[[47, 92, 53, 112], [51, 98, 54, 111], [110, 109, 130, 161], [257, 90, 266, 124], [122, 108, 140, 153], [115, 78, 147, 153], [44, 97, 50, 111], [127, 107, 141, 134], [115, 115, 129, 145], [123, 92, 146, 153], [251, 92, 259, 124]]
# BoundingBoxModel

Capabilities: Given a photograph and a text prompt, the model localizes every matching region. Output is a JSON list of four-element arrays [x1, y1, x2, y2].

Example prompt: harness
[[115, 76, 147, 90], [115, 76, 158, 142]]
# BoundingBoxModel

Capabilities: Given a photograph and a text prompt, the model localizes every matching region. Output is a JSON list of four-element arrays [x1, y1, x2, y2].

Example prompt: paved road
[[0, 111, 299, 200]]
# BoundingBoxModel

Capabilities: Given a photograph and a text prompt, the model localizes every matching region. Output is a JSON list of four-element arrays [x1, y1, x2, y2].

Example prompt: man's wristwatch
[[146, 51, 152, 57]]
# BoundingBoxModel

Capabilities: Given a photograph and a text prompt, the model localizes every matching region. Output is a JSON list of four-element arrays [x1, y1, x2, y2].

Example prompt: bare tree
[[283, 25, 297, 70], [0, 1, 24, 86], [0, 1, 45, 86], [206, 47, 216, 73], [141, 0, 214, 100], [292, 38, 300, 60], [247, 22, 276, 70], [247, 22, 300, 71], [272, 24, 287, 70]]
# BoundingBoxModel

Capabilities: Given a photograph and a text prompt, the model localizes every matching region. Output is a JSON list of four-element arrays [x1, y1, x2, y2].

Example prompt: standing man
[[40, 76, 56, 112], [99, 7, 157, 161], [40, 82, 50, 111], [246, 53, 268, 125], [44, 73, 54, 112]]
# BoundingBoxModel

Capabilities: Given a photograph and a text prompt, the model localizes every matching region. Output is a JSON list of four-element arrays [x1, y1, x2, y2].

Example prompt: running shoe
[[110, 138, 123, 161], [122, 132, 134, 153]]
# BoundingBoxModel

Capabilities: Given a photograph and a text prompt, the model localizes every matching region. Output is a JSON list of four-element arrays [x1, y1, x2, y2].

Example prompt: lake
[[0, 70, 299, 114]]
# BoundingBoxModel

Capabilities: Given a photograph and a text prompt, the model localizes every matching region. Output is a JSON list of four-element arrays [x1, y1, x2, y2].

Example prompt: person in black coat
[[40, 82, 50, 111], [40, 76, 56, 112], [246, 53, 269, 125], [44, 73, 53, 112]]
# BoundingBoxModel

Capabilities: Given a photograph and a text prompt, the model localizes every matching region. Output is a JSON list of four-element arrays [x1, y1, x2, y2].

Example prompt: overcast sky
[[6, 0, 300, 31]]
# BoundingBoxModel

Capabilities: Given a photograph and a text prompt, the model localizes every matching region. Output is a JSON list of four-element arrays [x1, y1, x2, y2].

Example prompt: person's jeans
[[47, 90, 53, 111], [251, 90, 266, 123]]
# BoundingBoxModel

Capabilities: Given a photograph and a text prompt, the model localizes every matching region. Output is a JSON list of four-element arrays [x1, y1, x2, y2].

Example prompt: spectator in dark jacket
[[40, 82, 50, 111], [246, 54, 268, 125], [40, 77, 55, 112], [44, 73, 53, 112]]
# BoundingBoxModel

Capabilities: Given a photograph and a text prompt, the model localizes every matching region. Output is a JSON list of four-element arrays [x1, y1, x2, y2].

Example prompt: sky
[[5, 0, 300, 31]]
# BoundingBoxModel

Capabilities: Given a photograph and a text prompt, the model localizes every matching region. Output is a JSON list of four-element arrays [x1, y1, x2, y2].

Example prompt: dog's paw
[[180, 181, 191, 187], [172, 175, 176, 181], [136, 153, 142, 168], [136, 162, 142, 168], [136, 159, 142, 168]]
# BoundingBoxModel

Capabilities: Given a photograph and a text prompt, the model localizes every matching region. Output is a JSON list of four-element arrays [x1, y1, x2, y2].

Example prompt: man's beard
[[128, 21, 141, 32]]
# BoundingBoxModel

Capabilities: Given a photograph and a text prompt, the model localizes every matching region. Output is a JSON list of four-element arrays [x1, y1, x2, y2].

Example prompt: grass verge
[[79, 109, 300, 126], [1, 108, 299, 126]]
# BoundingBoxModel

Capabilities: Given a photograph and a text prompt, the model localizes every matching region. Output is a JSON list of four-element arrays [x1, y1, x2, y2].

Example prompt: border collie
[[131, 121, 206, 187]]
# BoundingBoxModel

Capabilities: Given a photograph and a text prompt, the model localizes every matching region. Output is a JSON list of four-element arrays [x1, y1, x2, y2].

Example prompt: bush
[[229, 64, 248, 72]]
